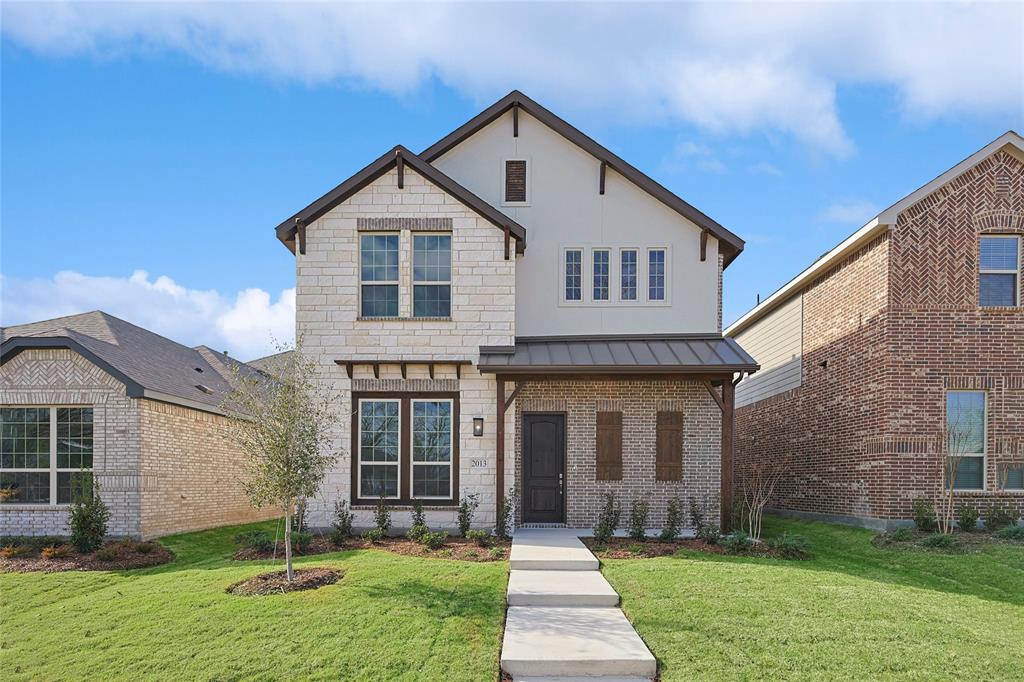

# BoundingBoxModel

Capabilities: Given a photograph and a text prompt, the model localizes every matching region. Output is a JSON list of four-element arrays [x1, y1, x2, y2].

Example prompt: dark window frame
[[412, 233, 453, 318], [359, 233, 400, 317]]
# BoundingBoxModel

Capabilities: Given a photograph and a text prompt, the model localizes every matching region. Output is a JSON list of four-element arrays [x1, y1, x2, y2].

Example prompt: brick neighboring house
[[726, 132, 1024, 530], [276, 91, 758, 532], [1, 311, 278, 538]]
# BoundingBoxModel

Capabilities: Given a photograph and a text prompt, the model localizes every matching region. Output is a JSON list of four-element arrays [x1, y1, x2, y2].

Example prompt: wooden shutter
[[595, 411, 623, 480], [505, 160, 527, 202], [656, 411, 684, 481]]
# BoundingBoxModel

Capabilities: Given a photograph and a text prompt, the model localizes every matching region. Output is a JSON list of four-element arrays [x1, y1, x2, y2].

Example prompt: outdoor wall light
[[472, 417, 485, 437]]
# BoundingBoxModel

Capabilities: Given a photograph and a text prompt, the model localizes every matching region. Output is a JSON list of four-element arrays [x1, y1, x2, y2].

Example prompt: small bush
[[627, 543, 645, 555], [697, 525, 722, 545], [29, 536, 65, 551], [688, 496, 706, 533], [362, 528, 385, 543], [332, 499, 354, 539], [593, 492, 621, 544], [135, 542, 156, 554], [985, 504, 1017, 531], [488, 546, 505, 560], [886, 527, 915, 543], [292, 530, 313, 553], [628, 499, 650, 541], [68, 478, 111, 554], [94, 547, 119, 562], [658, 498, 684, 542], [234, 530, 274, 553], [993, 525, 1024, 541], [495, 487, 515, 540], [466, 550, 479, 559], [421, 531, 448, 550], [374, 495, 392, 534], [406, 524, 429, 542], [765, 533, 812, 559], [957, 504, 980, 532], [466, 529, 491, 547], [0, 544, 34, 558], [912, 497, 937, 532], [410, 500, 426, 528], [0, 536, 30, 548], [41, 544, 75, 559], [457, 494, 479, 537], [723, 531, 752, 554], [920, 533, 957, 550]]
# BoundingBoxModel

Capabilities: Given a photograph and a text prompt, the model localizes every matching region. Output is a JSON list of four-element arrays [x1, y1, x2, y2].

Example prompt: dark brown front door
[[522, 413, 565, 523]]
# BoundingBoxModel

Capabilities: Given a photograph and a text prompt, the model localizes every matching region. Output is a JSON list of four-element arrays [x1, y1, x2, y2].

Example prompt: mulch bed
[[872, 528, 1021, 552], [583, 537, 726, 559], [233, 535, 512, 562], [0, 540, 174, 573], [227, 567, 342, 596]]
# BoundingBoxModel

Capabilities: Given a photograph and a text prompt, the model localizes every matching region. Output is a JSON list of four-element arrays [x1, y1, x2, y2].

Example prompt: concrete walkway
[[501, 529, 656, 681]]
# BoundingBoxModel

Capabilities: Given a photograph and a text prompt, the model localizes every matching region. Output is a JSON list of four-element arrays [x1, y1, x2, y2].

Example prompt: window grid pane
[[946, 392, 985, 455], [413, 285, 451, 317], [57, 407, 93, 469], [361, 284, 399, 317], [58, 471, 94, 505], [621, 250, 637, 300], [980, 236, 1018, 271], [412, 401, 452, 498], [952, 456, 984, 490], [593, 250, 610, 301], [359, 402, 399, 463], [0, 471, 49, 504], [0, 407, 51, 470], [1002, 465, 1024, 490], [648, 250, 666, 300], [565, 250, 582, 301], [360, 234, 399, 282], [979, 273, 1017, 306], [413, 235, 451, 282]]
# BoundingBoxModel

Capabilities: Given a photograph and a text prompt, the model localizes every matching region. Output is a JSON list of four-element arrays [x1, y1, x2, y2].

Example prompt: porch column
[[720, 379, 735, 533], [496, 376, 505, 517]]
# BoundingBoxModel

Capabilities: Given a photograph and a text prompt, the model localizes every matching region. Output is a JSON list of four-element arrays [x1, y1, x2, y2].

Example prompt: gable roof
[[1, 311, 266, 415], [725, 130, 1024, 337], [421, 90, 746, 267], [275, 145, 527, 254]]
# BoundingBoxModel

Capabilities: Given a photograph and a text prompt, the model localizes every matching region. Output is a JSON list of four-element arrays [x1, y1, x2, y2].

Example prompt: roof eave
[[476, 364, 759, 376]]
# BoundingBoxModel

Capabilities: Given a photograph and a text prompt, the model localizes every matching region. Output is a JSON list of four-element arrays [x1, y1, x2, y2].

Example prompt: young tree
[[223, 344, 337, 581], [934, 406, 983, 534], [739, 453, 789, 541]]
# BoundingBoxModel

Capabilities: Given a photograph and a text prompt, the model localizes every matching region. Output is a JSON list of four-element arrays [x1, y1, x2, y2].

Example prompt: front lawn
[[604, 516, 1024, 680], [0, 521, 508, 681]]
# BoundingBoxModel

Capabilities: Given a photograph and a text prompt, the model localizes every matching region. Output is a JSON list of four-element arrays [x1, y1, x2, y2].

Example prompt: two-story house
[[276, 91, 758, 532], [726, 132, 1024, 530]]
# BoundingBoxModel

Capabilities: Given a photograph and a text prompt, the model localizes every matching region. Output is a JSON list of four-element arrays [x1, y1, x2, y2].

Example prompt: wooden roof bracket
[[512, 102, 519, 137], [504, 380, 524, 413], [504, 226, 511, 260], [702, 379, 725, 413], [296, 219, 307, 255], [700, 229, 708, 262], [396, 150, 404, 189], [344, 361, 353, 379], [599, 160, 607, 195]]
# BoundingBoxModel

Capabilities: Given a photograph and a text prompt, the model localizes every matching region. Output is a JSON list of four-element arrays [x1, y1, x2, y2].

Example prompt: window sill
[[0, 503, 71, 511], [357, 316, 453, 322], [351, 502, 458, 510], [978, 306, 1020, 313]]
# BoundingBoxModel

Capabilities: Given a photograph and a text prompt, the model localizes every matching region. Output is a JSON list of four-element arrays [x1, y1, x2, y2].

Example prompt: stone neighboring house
[[726, 132, 1024, 530], [1, 311, 278, 538], [276, 90, 758, 532]]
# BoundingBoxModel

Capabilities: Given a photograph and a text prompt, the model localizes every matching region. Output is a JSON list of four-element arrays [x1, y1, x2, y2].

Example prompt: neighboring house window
[[648, 248, 666, 301], [1001, 464, 1024, 490], [593, 249, 610, 301], [620, 249, 637, 301], [360, 234, 399, 317], [411, 400, 453, 499], [358, 400, 400, 498], [979, 236, 1019, 306], [946, 391, 986, 490], [565, 249, 582, 301], [0, 407, 93, 505], [504, 159, 528, 203], [413, 234, 452, 317]]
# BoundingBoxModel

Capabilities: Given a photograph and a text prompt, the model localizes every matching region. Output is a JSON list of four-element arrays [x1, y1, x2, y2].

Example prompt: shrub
[[29, 536, 65, 551], [495, 487, 515, 540], [0, 536, 30, 548], [628, 499, 649, 541], [410, 500, 426, 528], [457, 494, 479, 537], [593, 492, 621, 544], [362, 527, 385, 543], [627, 543, 645, 555], [292, 530, 313, 553], [886, 527, 914, 543], [659, 498, 683, 541], [723, 530, 752, 554], [406, 524, 429, 542], [421, 531, 448, 550], [135, 542, 156, 555], [374, 495, 392, 534], [957, 504, 980, 532], [912, 497, 937, 532], [0, 544, 34, 558], [94, 547, 119, 562], [466, 529, 491, 547], [765, 533, 812, 559], [688, 496, 706, 533], [332, 499, 354, 539], [697, 525, 721, 545], [234, 530, 274, 553], [68, 478, 111, 554], [41, 544, 74, 559], [993, 525, 1024, 541], [985, 504, 1017, 531], [488, 546, 505, 560], [921, 533, 957, 550], [466, 550, 479, 559]]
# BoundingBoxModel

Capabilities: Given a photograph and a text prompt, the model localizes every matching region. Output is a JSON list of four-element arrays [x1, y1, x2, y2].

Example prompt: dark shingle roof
[[1, 311, 265, 414]]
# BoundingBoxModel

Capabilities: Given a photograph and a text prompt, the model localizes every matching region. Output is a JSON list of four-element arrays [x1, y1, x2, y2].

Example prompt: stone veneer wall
[[514, 379, 721, 528], [295, 166, 516, 530], [137, 400, 277, 539]]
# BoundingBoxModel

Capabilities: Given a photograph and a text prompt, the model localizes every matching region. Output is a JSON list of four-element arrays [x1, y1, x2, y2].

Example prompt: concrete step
[[514, 677, 652, 682], [507, 570, 619, 607], [509, 530, 600, 571], [501, 606, 657, 679]]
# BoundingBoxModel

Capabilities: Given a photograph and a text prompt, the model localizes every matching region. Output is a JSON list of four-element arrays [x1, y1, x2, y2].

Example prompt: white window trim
[[501, 157, 531, 207], [617, 247, 640, 304], [979, 235, 1020, 307], [410, 399, 454, 500], [411, 232, 453, 319], [356, 398, 402, 500], [645, 246, 671, 305], [592, 248, 611, 302], [560, 246, 586, 306], [0, 405, 94, 507], [946, 390, 987, 492], [358, 232, 400, 318]]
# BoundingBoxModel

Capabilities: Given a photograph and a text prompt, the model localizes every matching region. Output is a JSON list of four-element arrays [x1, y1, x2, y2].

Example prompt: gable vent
[[504, 159, 527, 203]]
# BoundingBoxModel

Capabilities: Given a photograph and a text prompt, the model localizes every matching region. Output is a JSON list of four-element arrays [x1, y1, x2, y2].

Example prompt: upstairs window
[[946, 391, 986, 490], [979, 236, 1019, 306], [565, 249, 582, 301], [620, 249, 637, 301], [593, 249, 610, 301], [504, 159, 528, 203], [648, 248, 666, 301], [413, 234, 452, 317], [360, 234, 399, 317]]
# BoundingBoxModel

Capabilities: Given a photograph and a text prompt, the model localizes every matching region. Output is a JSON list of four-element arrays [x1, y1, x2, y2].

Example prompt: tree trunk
[[284, 504, 294, 582]]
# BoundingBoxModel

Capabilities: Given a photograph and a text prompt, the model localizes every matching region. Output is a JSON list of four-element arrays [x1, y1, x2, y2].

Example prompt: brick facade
[[736, 150, 1024, 528]]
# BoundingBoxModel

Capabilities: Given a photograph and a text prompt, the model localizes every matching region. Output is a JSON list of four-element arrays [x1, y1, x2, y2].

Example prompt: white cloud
[[670, 140, 727, 173], [2, 2, 1021, 157], [818, 200, 880, 225], [749, 161, 783, 177], [0, 270, 295, 360]]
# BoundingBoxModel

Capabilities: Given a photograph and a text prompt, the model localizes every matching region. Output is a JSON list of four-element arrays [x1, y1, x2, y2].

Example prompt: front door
[[522, 413, 565, 523]]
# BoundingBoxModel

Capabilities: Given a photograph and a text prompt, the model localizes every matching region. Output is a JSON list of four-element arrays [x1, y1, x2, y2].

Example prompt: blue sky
[[2, 2, 1022, 358]]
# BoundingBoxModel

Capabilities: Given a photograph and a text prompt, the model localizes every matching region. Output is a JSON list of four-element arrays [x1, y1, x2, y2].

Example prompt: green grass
[[1, 521, 508, 681], [604, 516, 1024, 681]]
